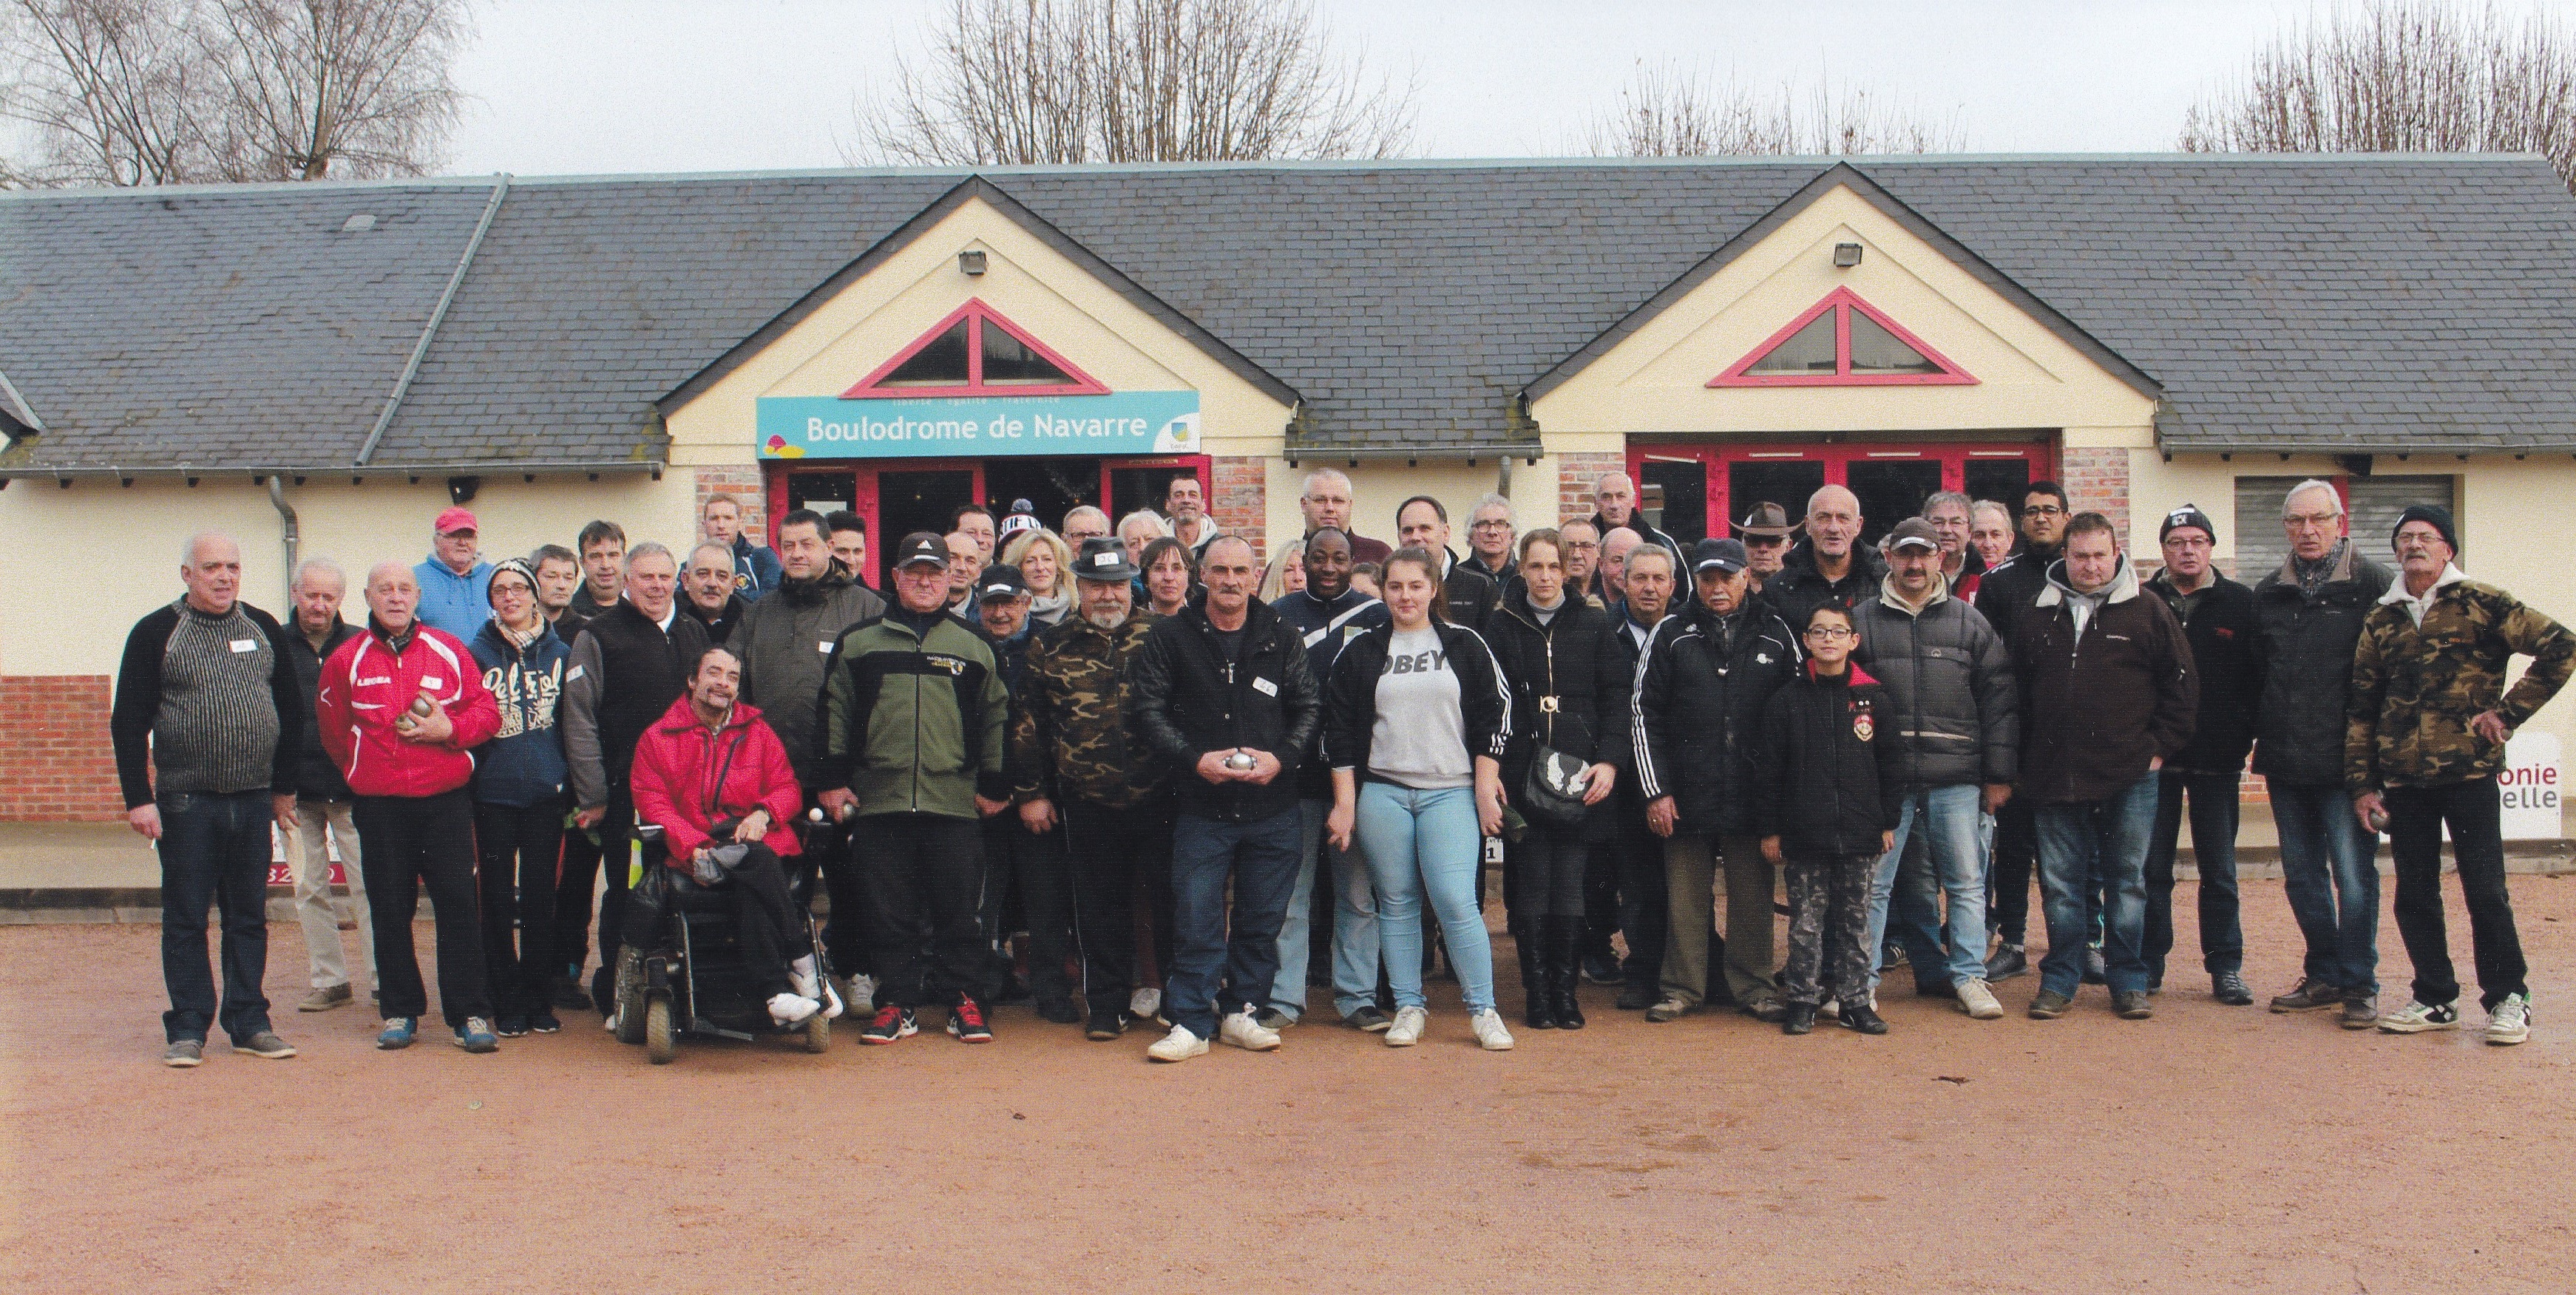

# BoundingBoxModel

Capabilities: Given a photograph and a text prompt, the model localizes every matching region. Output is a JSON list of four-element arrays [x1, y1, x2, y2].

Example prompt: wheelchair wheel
[[803, 1012, 830, 1054], [645, 996, 677, 1065], [612, 947, 648, 1047]]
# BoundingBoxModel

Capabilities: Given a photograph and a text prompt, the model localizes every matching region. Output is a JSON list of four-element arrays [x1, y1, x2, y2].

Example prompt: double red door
[[1630, 440, 2051, 548]]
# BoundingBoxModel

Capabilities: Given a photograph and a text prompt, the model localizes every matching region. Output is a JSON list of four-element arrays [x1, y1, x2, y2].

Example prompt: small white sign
[[2501, 730, 2563, 840]]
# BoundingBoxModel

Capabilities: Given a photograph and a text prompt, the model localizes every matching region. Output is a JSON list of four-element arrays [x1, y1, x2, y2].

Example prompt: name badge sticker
[[819, 639, 836, 654], [1251, 676, 1278, 696], [421, 676, 444, 690], [566, 665, 586, 683], [228, 639, 257, 653]]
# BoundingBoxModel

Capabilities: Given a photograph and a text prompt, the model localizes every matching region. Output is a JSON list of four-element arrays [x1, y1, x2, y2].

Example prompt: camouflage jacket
[[1009, 611, 1164, 809], [2345, 575, 2575, 791]]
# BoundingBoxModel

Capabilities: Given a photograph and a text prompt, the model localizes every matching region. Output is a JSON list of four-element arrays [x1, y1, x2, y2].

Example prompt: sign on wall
[[2501, 730, 2562, 840], [758, 392, 1201, 460]]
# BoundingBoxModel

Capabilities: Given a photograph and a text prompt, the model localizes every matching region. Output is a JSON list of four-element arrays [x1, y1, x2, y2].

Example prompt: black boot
[[1515, 922, 1557, 1029], [1546, 916, 1586, 1030], [1782, 1002, 1817, 1035]]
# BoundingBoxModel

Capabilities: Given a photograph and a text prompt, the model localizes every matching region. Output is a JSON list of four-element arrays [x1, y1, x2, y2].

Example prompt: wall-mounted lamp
[[1832, 242, 1864, 268], [958, 250, 988, 276]]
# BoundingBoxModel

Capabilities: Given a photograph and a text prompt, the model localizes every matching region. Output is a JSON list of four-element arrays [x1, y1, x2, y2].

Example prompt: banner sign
[[2501, 730, 2563, 840], [758, 391, 1200, 460]]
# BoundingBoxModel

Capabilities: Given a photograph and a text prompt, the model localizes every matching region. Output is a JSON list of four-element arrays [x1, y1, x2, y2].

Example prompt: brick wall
[[2059, 447, 2132, 545], [0, 676, 123, 822], [694, 466, 769, 543], [1554, 452, 1625, 526], [1212, 455, 1267, 559]]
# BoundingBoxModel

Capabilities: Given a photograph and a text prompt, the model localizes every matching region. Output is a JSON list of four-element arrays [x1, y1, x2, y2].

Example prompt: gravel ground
[[4, 874, 2571, 1294]]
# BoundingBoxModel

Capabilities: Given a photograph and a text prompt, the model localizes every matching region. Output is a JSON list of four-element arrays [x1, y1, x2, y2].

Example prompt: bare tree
[[847, 0, 1415, 166], [2, 0, 470, 186], [1581, 62, 1965, 157], [2182, 0, 2576, 191]]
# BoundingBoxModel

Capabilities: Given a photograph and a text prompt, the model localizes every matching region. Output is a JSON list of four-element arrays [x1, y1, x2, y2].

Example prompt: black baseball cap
[[977, 565, 1031, 602], [894, 531, 949, 569], [1073, 537, 1138, 582], [1691, 537, 1749, 574]]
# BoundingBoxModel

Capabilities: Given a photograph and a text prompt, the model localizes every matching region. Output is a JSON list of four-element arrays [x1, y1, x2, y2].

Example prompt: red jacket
[[628, 696, 804, 866], [315, 622, 501, 798]]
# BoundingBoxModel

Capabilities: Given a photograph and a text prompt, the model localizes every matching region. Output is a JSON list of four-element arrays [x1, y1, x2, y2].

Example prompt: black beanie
[[2392, 503, 2460, 558], [2159, 504, 2216, 544]]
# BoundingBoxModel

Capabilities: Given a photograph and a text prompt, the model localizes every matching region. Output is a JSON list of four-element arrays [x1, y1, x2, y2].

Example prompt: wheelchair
[[610, 823, 835, 1064]]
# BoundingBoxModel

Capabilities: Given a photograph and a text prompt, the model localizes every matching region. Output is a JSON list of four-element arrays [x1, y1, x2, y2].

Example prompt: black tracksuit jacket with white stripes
[[1630, 600, 1801, 837]]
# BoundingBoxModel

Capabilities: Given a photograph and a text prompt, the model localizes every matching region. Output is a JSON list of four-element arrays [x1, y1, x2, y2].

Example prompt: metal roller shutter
[[2231, 475, 2458, 580]]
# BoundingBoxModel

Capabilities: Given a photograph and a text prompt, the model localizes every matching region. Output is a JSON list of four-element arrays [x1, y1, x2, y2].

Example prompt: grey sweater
[[110, 599, 301, 808]]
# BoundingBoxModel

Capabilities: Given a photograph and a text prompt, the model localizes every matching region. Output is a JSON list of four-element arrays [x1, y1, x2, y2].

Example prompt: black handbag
[[1516, 627, 1593, 831]]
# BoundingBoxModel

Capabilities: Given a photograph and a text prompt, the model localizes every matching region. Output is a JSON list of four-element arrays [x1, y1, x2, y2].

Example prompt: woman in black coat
[[1482, 529, 1627, 1029]]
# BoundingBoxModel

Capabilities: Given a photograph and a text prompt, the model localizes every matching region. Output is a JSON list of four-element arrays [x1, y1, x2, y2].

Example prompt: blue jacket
[[414, 556, 495, 641], [731, 535, 784, 602], [467, 618, 572, 808]]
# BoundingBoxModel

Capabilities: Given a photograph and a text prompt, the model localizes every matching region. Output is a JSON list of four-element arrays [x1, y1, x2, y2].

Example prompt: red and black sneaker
[[947, 996, 993, 1043], [858, 1004, 916, 1044]]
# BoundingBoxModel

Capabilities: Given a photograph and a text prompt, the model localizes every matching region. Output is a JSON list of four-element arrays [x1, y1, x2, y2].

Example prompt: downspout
[[268, 475, 299, 605], [356, 173, 510, 465]]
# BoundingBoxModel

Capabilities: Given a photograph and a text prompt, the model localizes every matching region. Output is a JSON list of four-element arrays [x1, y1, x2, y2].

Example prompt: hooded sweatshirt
[[2002, 553, 2198, 805]]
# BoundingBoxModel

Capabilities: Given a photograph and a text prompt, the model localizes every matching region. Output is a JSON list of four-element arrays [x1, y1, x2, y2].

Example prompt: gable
[[661, 191, 1297, 464], [1528, 177, 2160, 438]]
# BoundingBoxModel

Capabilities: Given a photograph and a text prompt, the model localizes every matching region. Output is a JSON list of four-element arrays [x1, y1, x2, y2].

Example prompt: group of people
[[120, 465, 2566, 1069]]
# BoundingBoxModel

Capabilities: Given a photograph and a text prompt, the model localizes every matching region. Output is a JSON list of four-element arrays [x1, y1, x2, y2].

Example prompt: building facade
[[6, 155, 2574, 823]]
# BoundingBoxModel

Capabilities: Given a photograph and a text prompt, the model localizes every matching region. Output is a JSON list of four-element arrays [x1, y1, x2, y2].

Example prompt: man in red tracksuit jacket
[[316, 562, 503, 1053]]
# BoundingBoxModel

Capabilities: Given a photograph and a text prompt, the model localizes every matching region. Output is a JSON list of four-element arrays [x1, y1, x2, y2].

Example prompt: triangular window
[[844, 299, 1108, 398], [1713, 288, 1974, 387]]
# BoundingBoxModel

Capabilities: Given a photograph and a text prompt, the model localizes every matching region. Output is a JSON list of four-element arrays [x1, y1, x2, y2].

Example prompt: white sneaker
[[846, 974, 877, 1013], [1218, 1010, 1282, 1052], [1384, 1005, 1428, 1047], [1131, 987, 1162, 1020], [2487, 993, 2532, 1046], [768, 993, 820, 1025], [2377, 999, 2461, 1034], [1956, 978, 2005, 1020], [1471, 1007, 1515, 1051], [793, 972, 845, 1020], [1145, 1023, 1207, 1062]]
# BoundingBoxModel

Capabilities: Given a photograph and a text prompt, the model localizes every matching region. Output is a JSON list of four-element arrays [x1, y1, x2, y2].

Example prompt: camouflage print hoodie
[[1009, 609, 1165, 809], [2345, 565, 2576, 791]]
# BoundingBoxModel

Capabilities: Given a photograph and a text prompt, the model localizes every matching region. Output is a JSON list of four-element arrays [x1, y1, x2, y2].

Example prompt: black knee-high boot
[[1546, 914, 1587, 1030], [1516, 919, 1558, 1029]]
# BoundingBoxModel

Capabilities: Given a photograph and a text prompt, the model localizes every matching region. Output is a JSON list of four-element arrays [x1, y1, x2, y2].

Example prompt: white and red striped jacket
[[315, 620, 501, 798]]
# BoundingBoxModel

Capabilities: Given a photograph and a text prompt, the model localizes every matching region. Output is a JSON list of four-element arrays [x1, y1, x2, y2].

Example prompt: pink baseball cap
[[433, 506, 478, 534]]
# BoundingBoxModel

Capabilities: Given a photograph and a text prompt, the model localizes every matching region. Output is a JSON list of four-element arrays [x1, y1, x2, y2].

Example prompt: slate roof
[[3, 153, 2573, 473]]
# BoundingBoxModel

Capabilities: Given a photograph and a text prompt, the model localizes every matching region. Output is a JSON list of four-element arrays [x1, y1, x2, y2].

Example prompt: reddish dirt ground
[[4, 875, 2572, 1294]]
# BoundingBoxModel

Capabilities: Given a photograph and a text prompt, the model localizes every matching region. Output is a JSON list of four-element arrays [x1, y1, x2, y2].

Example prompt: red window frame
[[841, 299, 1109, 399], [1629, 439, 2054, 543], [1711, 287, 1976, 388]]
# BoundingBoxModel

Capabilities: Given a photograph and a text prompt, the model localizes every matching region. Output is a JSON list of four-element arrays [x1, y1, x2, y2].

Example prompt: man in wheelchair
[[627, 647, 840, 1027]]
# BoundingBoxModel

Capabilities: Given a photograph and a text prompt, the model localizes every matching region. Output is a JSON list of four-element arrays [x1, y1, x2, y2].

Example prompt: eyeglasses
[[1743, 535, 1787, 547], [1471, 519, 1514, 531], [2284, 512, 2341, 530], [1805, 625, 1854, 641], [2022, 505, 2067, 518]]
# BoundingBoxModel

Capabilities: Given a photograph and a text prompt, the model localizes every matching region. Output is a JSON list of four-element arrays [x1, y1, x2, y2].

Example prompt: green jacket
[[2346, 574, 2575, 792], [1008, 610, 1164, 809], [819, 609, 1009, 820]]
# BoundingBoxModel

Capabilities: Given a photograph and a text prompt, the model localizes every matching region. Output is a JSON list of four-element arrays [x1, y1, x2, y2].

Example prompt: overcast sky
[[444, 0, 2576, 176]]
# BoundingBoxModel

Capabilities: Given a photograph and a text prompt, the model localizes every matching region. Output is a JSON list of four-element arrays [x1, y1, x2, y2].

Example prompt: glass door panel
[[875, 468, 976, 588], [1847, 458, 1945, 547], [1638, 456, 1709, 547], [1727, 459, 1826, 539]]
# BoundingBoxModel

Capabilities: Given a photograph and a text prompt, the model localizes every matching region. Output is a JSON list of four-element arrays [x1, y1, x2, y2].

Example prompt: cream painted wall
[[1264, 458, 1556, 564], [665, 196, 1292, 470], [1531, 185, 2158, 441], [0, 472, 689, 677]]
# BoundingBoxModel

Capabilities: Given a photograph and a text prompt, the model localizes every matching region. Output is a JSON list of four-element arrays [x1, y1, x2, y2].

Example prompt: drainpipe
[[268, 475, 299, 604], [1496, 454, 1513, 503]]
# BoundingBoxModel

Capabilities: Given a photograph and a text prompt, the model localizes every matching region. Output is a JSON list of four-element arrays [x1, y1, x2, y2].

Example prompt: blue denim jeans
[[1167, 808, 1304, 1039], [2268, 781, 2379, 993], [2141, 770, 2245, 976], [157, 789, 277, 1044], [1868, 784, 1990, 988], [1272, 798, 1383, 1022], [1353, 781, 1497, 1013], [2033, 773, 2159, 998]]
